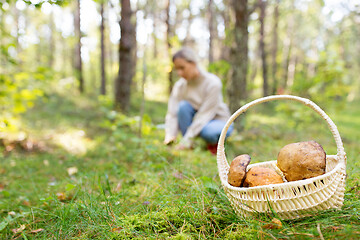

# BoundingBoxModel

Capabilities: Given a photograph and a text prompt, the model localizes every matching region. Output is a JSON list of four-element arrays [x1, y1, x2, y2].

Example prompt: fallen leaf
[[20, 140, 34, 151], [8, 211, 16, 216], [112, 227, 123, 233], [204, 207, 212, 213], [56, 192, 74, 202], [331, 226, 343, 232], [30, 228, 44, 233], [114, 182, 122, 192], [262, 218, 282, 229], [11, 224, 25, 234], [67, 167, 78, 176], [56, 192, 66, 201], [5, 144, 15, 152], [22, 200, 31, 206], [173, 171, 184, 179], [36, 141, 47, 152]]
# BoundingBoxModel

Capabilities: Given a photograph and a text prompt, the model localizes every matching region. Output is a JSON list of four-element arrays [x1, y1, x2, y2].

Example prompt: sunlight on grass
[[1, 95, 359, 239], [0, 131, 27, 142], [53, 129, 96, 155]]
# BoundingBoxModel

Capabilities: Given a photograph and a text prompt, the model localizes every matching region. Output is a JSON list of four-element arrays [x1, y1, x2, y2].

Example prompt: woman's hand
[[164, 136, 176, 145], [174, 143, 189, 150], [174, 139, 192, 150]]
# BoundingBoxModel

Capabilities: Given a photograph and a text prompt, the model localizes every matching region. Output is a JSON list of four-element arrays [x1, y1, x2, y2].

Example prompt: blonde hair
[[172, 47, 198, 64]]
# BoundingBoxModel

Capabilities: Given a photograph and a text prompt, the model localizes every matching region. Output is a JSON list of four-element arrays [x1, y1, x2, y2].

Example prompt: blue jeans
[[178, 100, 233, 144]]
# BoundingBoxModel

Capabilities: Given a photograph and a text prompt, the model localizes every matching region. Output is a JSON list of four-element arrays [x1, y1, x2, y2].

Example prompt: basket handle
[[217, 95, 346, 177]]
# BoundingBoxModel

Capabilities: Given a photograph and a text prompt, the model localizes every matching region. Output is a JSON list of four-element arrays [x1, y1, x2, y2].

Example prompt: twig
[[347, 184, 359, 192], [214, 223, 235, 237], [259, 230, 278, 240], [288, 232, 314, 237], [317, 223, 324, 240]]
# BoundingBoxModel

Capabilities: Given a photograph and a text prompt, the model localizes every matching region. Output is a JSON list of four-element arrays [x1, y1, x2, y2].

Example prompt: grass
[[0, 90, 360, 239]]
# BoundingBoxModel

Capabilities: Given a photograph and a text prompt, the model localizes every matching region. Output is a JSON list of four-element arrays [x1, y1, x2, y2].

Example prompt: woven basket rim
[[217, 95, 347, 185], [216, 96, 347, 219]]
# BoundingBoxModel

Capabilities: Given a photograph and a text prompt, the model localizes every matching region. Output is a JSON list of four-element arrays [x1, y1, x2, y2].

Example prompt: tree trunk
[[0, 9, 6, 74], [61, 31, 67, 78], [74, 0, 84, 93], [165, 0, 174, 95], [36, 24, 42, 65], [14, 5, 20, 57], [208, 0, 215, 64], [282, 37, 291, 89], [282, 2, 294, 90], [139, 48, 147, 139], [152, 15, 158, 59], [287, 53, 296, 89], [220, 0, 231, 61], [228, 0, 249, 115], [183, 2, 194, 46], [259, 0, 268, 97], [271, 0, 279, 94], [307, 40, 317, 78], [100, 1, 106, 95], [49, 10, 55, 68], [114, 0, 136, 112]]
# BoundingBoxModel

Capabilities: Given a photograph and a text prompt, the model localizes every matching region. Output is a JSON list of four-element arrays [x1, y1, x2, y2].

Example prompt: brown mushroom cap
[[243, 166, 284, 187], [228, 154, 251, 187], [277, 141, 326, 182]]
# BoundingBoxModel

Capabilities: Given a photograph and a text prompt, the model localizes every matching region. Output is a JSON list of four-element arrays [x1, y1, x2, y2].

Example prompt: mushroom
[[277, 141, 326, 182], [227, 154, 251, 187], [243, 166, 284, 187]]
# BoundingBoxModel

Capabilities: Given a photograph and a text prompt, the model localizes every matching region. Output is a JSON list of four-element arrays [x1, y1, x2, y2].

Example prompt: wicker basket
[[217, 95, 346, 220]]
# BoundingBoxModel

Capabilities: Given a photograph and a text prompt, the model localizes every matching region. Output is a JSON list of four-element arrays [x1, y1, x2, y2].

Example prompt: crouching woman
[[164, 47, 233, 154]]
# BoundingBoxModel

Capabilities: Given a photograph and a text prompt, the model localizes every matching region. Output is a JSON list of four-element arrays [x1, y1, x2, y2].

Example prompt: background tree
[[208, 0, 215, 64], [165, 0, 174, 94], [258, 0, 268, 97], [114, 0, 136, 112], [74, 0, 84, 93], [227, 0, 255, 119], [100, 0, 107, 95], [271, 0, 279, 94]]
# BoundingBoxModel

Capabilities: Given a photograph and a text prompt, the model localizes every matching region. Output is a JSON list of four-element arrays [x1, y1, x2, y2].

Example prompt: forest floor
[[1, 89, 360, 239]]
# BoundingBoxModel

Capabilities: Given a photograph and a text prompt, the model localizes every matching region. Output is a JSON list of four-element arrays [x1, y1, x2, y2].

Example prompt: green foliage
[[208, 60, 231, 102], [208, 60, 231, 84], [291, 51, 350, 107], [273, 101, 320, 130], [0, 66, 58, 133], [99, 94, 156, 138], [22, 0, 71, 7], [0, 1, 60, 133]]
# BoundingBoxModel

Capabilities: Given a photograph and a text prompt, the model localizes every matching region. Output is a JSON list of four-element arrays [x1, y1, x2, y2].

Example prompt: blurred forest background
[[1, 0, 359, 134], [1, 0, 360, 238]]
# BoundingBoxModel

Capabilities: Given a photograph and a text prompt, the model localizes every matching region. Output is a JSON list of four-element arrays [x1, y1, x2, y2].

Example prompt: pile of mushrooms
[[228, 154, 283, 187], [227, 141, 326, 187]]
